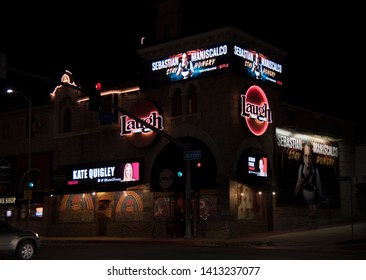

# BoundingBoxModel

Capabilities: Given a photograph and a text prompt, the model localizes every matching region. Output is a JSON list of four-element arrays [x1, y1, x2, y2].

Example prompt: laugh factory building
[[0, 26, 359, 238]]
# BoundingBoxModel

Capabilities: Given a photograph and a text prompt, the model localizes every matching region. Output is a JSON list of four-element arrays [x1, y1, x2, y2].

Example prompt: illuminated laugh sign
[[120, 100, 164, 148], [240, 85, 272, 136]]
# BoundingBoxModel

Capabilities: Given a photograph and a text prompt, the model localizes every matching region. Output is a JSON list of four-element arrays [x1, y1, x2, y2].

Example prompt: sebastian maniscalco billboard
[[276, 128, 340, 207]]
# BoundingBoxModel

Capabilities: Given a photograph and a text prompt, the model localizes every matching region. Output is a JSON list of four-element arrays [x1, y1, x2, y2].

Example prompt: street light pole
[[6, 89, 32, 229], [26, 95, 32, 230]]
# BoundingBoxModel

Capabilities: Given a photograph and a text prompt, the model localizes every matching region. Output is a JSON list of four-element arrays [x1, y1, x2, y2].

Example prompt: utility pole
[[6, 89, 32, 229]]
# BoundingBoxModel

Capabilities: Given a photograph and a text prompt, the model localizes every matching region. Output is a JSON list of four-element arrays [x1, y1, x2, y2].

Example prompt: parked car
[[0, 220, 41, 260]]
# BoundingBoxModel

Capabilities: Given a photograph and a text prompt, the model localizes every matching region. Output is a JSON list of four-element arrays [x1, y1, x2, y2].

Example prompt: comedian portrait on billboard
[[147, 43, 230, 86], [276, 128, 340, 207], [233, 45, 283, 86], [57, 160, 141, 189]]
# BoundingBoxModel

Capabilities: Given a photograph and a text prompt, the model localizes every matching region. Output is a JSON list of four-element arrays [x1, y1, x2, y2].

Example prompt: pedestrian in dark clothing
[[174, 206, 185, 237]]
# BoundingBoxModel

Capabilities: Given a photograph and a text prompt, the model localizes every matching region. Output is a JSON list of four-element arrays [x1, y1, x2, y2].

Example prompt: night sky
[[1, 1, 362, 128]]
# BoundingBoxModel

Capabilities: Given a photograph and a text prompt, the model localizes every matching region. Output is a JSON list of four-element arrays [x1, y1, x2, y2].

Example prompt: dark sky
[[1, 1, 362, 125]]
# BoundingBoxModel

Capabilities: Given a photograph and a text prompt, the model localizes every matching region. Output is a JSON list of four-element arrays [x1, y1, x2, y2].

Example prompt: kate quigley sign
[[120, 99, 164, 148], [60, 161, 141, 188], [240, 85, 272, 136]]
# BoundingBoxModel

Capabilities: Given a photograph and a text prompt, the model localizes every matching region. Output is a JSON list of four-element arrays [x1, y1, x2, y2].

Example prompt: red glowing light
[[95, 82, 102, 91]]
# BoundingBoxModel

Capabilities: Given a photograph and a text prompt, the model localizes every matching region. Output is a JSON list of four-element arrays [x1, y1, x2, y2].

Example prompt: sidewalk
[[40, 221, 366, 247]]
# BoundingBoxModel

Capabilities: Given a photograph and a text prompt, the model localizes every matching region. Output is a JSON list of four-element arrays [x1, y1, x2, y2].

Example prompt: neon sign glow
[[120, 111, 164, 136], [120, 99, 164, 148], [68, 162, 140, 186], [240, 85, 272, 136]]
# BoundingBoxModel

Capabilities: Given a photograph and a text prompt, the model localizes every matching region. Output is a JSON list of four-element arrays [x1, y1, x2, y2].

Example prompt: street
[[25, 240, 366, 260]]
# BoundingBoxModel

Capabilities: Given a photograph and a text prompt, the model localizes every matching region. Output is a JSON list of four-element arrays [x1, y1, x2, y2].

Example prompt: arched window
[[187, 85, 197, 114], [63, 109, 72, 133], [171, 88, 182, 116]]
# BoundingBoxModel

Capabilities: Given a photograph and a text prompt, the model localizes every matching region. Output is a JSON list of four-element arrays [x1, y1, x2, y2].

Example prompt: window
[[171, 88, 182, 116], [101, 95, 113, 113], [63, 109, 72, 133], [18, 203, 44, 220], [187, 85, 197, 114], [170, 83, 199, 118]]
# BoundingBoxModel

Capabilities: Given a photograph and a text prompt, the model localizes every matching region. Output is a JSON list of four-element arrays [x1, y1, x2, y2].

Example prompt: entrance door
[[98, 199, 111, 236]]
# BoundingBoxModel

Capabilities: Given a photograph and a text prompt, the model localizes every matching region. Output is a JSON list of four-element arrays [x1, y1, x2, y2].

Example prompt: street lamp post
[[6, 89, 32, 229]]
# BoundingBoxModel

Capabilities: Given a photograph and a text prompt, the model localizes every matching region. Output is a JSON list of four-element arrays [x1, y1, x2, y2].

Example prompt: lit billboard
[[143, 43, 230, 87], [233, 45, 284, 86], [276, 128, 340, 207], [53, 160, 142, 192], [141, 41, 284, 88]]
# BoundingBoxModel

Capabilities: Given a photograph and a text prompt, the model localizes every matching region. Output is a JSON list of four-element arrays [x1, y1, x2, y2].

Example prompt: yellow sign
[[23, 189, 33, 200], [0, 197, 16, 204]]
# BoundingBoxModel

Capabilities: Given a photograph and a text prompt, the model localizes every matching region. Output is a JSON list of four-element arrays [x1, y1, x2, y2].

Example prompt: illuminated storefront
[[0, 26, 358, 238]]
